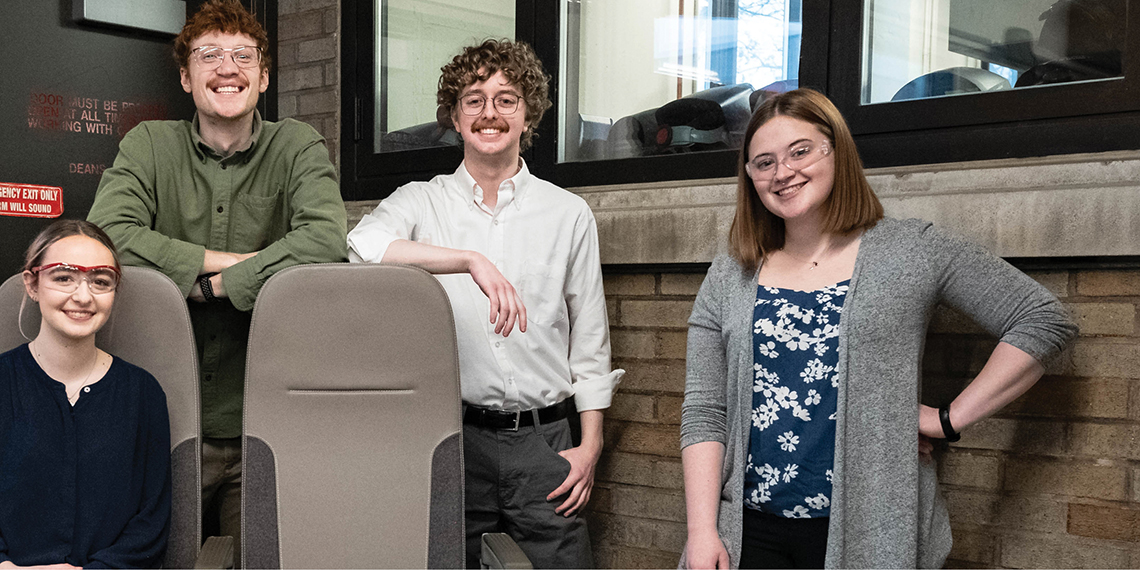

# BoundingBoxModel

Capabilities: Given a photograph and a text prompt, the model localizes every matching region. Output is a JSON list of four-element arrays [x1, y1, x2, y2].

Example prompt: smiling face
[[747, 115, 836, 226], [451, 70, 528, 164], [180, 31, 268, 125], [23, 236, 117, 343]]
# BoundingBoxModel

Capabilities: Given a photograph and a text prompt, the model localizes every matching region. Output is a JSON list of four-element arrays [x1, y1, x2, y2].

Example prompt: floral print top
[[743, 280, 848, 518]]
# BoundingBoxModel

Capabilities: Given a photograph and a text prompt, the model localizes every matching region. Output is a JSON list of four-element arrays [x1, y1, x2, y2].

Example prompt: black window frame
[[340, 0, 1140, 202]]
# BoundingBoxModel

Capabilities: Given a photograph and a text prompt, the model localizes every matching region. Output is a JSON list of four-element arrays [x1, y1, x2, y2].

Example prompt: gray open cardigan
[[681, 217, 1076, 569]]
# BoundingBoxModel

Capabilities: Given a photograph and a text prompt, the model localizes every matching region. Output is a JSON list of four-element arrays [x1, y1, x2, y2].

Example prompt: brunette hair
[[437, 39, 552, 151], [173, 0, 272, 71], [23, 219, 122, 275], [728, 88, 883, 271]]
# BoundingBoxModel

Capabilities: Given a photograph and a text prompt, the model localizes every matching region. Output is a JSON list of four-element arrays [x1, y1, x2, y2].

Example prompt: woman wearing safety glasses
[[0, 220, 170, 569], [679, 89, 1076, 569]]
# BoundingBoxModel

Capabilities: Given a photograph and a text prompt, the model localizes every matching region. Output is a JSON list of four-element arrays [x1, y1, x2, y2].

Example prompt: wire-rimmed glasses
[[191, 46, 263, 70], [459, 93, 521, 116]]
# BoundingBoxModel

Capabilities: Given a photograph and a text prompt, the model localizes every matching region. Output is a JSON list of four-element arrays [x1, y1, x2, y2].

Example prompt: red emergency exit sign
[[0, 182, 64, 218]]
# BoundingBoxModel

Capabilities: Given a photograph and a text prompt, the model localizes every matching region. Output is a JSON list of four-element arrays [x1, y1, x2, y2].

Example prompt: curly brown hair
[[437, 39, 552, 151], [173, 0, 271, 71]]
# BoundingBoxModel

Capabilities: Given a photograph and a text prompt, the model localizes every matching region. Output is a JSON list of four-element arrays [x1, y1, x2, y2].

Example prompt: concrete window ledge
[[570, 150, 1140, 266]]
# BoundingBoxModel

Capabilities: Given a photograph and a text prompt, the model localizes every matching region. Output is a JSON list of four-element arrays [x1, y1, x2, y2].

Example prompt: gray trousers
[[202, 437, 242, 567], [463, 417, 593, 569]]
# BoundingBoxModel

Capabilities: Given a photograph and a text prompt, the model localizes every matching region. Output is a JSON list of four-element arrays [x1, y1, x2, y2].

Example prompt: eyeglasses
[[30, 263, 121, 295], [191, 46, 262, 69], [745, 140, 832, 182], [458, 93, 521, 116]]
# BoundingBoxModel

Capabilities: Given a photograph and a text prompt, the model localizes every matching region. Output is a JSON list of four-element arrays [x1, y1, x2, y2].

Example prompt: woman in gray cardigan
[[680, 89, 1075, 569]]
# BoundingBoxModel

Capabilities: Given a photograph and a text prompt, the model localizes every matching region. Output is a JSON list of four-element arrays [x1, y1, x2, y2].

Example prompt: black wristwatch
[[939, 405, 961, 442], [199, 272, 220, 303]]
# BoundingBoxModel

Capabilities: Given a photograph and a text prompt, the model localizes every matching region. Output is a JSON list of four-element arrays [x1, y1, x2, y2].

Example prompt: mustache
[[471, 119, 510, 133]]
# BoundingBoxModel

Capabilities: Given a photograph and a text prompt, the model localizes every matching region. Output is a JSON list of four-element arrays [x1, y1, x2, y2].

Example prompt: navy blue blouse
[[744, 281, 847, 518], [0, 344, 171, 568]]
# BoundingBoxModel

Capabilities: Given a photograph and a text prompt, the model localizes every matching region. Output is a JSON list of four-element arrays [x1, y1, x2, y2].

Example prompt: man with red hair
[[89, 0, 347, 559]]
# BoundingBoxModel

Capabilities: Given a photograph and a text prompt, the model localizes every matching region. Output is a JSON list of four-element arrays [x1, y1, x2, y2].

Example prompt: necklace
[[31, 340, 100, 405]]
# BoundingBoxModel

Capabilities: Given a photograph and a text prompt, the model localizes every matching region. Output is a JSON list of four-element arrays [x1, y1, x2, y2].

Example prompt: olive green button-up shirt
[[88, 112, 348, 438]]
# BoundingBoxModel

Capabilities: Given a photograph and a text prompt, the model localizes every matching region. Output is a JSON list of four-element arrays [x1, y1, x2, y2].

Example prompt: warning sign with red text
[[0, 183, 64, 218]]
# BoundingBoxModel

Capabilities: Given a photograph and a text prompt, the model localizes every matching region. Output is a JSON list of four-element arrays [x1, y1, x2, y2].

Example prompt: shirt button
[[493, 220, 499, 225], [494, 342, 501, 348], [221, 163, 227, 170], [83, 387, 91, 393], [217, 205, 224, 213], [205, 374, 213, 382]]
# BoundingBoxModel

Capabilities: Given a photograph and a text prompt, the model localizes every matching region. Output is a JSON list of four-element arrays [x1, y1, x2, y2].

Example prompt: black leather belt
[[463, 400, 570, 431]]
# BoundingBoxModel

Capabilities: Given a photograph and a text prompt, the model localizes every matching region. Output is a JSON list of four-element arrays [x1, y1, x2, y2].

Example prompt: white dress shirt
[[347, 161, 623, 412]]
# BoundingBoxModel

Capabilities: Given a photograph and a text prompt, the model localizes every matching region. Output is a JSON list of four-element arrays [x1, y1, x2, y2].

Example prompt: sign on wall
[[0, 1, 195, 277]]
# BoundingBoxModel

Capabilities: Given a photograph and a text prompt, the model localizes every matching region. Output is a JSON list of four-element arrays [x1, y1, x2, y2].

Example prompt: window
[[341, 0, 1140, 199]]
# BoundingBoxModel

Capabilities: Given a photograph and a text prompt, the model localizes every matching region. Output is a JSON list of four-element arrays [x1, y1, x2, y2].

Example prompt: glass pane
[[374, 0, 514, 154], [558, 0, 803, 163], [862, 0, 1127, 105]]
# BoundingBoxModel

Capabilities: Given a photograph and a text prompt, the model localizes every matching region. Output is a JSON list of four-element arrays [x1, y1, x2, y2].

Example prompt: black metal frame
[[340, 0, 1140, 201]]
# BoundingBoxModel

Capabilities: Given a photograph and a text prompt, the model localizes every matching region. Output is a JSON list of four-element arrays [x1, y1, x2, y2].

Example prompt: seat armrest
[[480, 533, 533, 569], [193, 535, 235, 569]]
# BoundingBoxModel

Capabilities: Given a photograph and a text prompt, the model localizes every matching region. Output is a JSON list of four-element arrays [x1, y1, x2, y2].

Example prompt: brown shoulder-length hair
[[728, 88, 883, 271], [173, 0, 272, 72], [436, 39, 552, 152]]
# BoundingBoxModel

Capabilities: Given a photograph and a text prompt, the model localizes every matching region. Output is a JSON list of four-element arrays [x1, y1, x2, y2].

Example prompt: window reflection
[[863, 0, 1126, 105], [558, 0, 803, 163]]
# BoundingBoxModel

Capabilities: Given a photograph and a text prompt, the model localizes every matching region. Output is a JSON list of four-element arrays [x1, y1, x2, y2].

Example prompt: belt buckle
[[508, 410, 521, 431]]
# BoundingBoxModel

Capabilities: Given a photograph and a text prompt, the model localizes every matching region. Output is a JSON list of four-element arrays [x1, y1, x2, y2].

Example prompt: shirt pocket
[[519, 261, 567, 325], [232, 186, 284, 251]]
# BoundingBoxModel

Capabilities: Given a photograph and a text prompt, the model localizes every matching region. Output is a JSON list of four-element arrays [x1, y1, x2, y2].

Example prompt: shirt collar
[[456, 158, 532, 213], [192, 110, 263, 162]]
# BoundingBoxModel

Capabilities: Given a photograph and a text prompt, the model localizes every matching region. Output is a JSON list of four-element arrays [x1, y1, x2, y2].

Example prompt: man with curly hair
[[348, 39, 621, 568], [88, 0, 347, 559]]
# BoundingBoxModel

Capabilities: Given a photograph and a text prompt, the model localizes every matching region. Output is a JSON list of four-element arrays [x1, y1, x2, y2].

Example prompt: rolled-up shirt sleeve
[[347, 187, 422, 263], [563, 208, 624, 411]]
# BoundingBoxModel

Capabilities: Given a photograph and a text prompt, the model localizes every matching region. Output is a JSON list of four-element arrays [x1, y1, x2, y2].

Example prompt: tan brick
[[658, 395, 683, 425], [1067, 503, 1140, 542], [1071, 340, 1140, 378], [604, 274, 656, 296], [607, 298, 619, 326], [943, 489, 1067, 533], [588, 512, 651, 549], [953, 417, 1065, 456], [1000, 533, 1132, 568], [610, 484, 686, 522], [1067, 423, 1140, 460], [612, 330, 656, 359], [621, 299, 694, 328], [596, 544, 680, 569], [608, 393, 657, 423], [1028, 270, 1070, 298], [948, 529, 996, 565], [1004, 458, 1127, 500], [1076, 269, 1140, 297], [929, 305, 987, 335], [656, 330, 688, 359], [590, 484, 613, 513], [652, 458, 684, 490], [618, 360, 685, 393], [938, 451, 1001, 489], [609, 421, 682, 458], [1065, 302, 1135, 336], [1133, 467, 1140, 502], [598, 452, 653, 486], [661, 273, 706, 296], [1005, 377, 1130, 419]]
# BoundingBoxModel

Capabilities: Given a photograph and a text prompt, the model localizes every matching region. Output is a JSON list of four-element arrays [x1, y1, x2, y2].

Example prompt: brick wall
[[591, 268, 1140, 569], [277, 0, 339, 164]]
